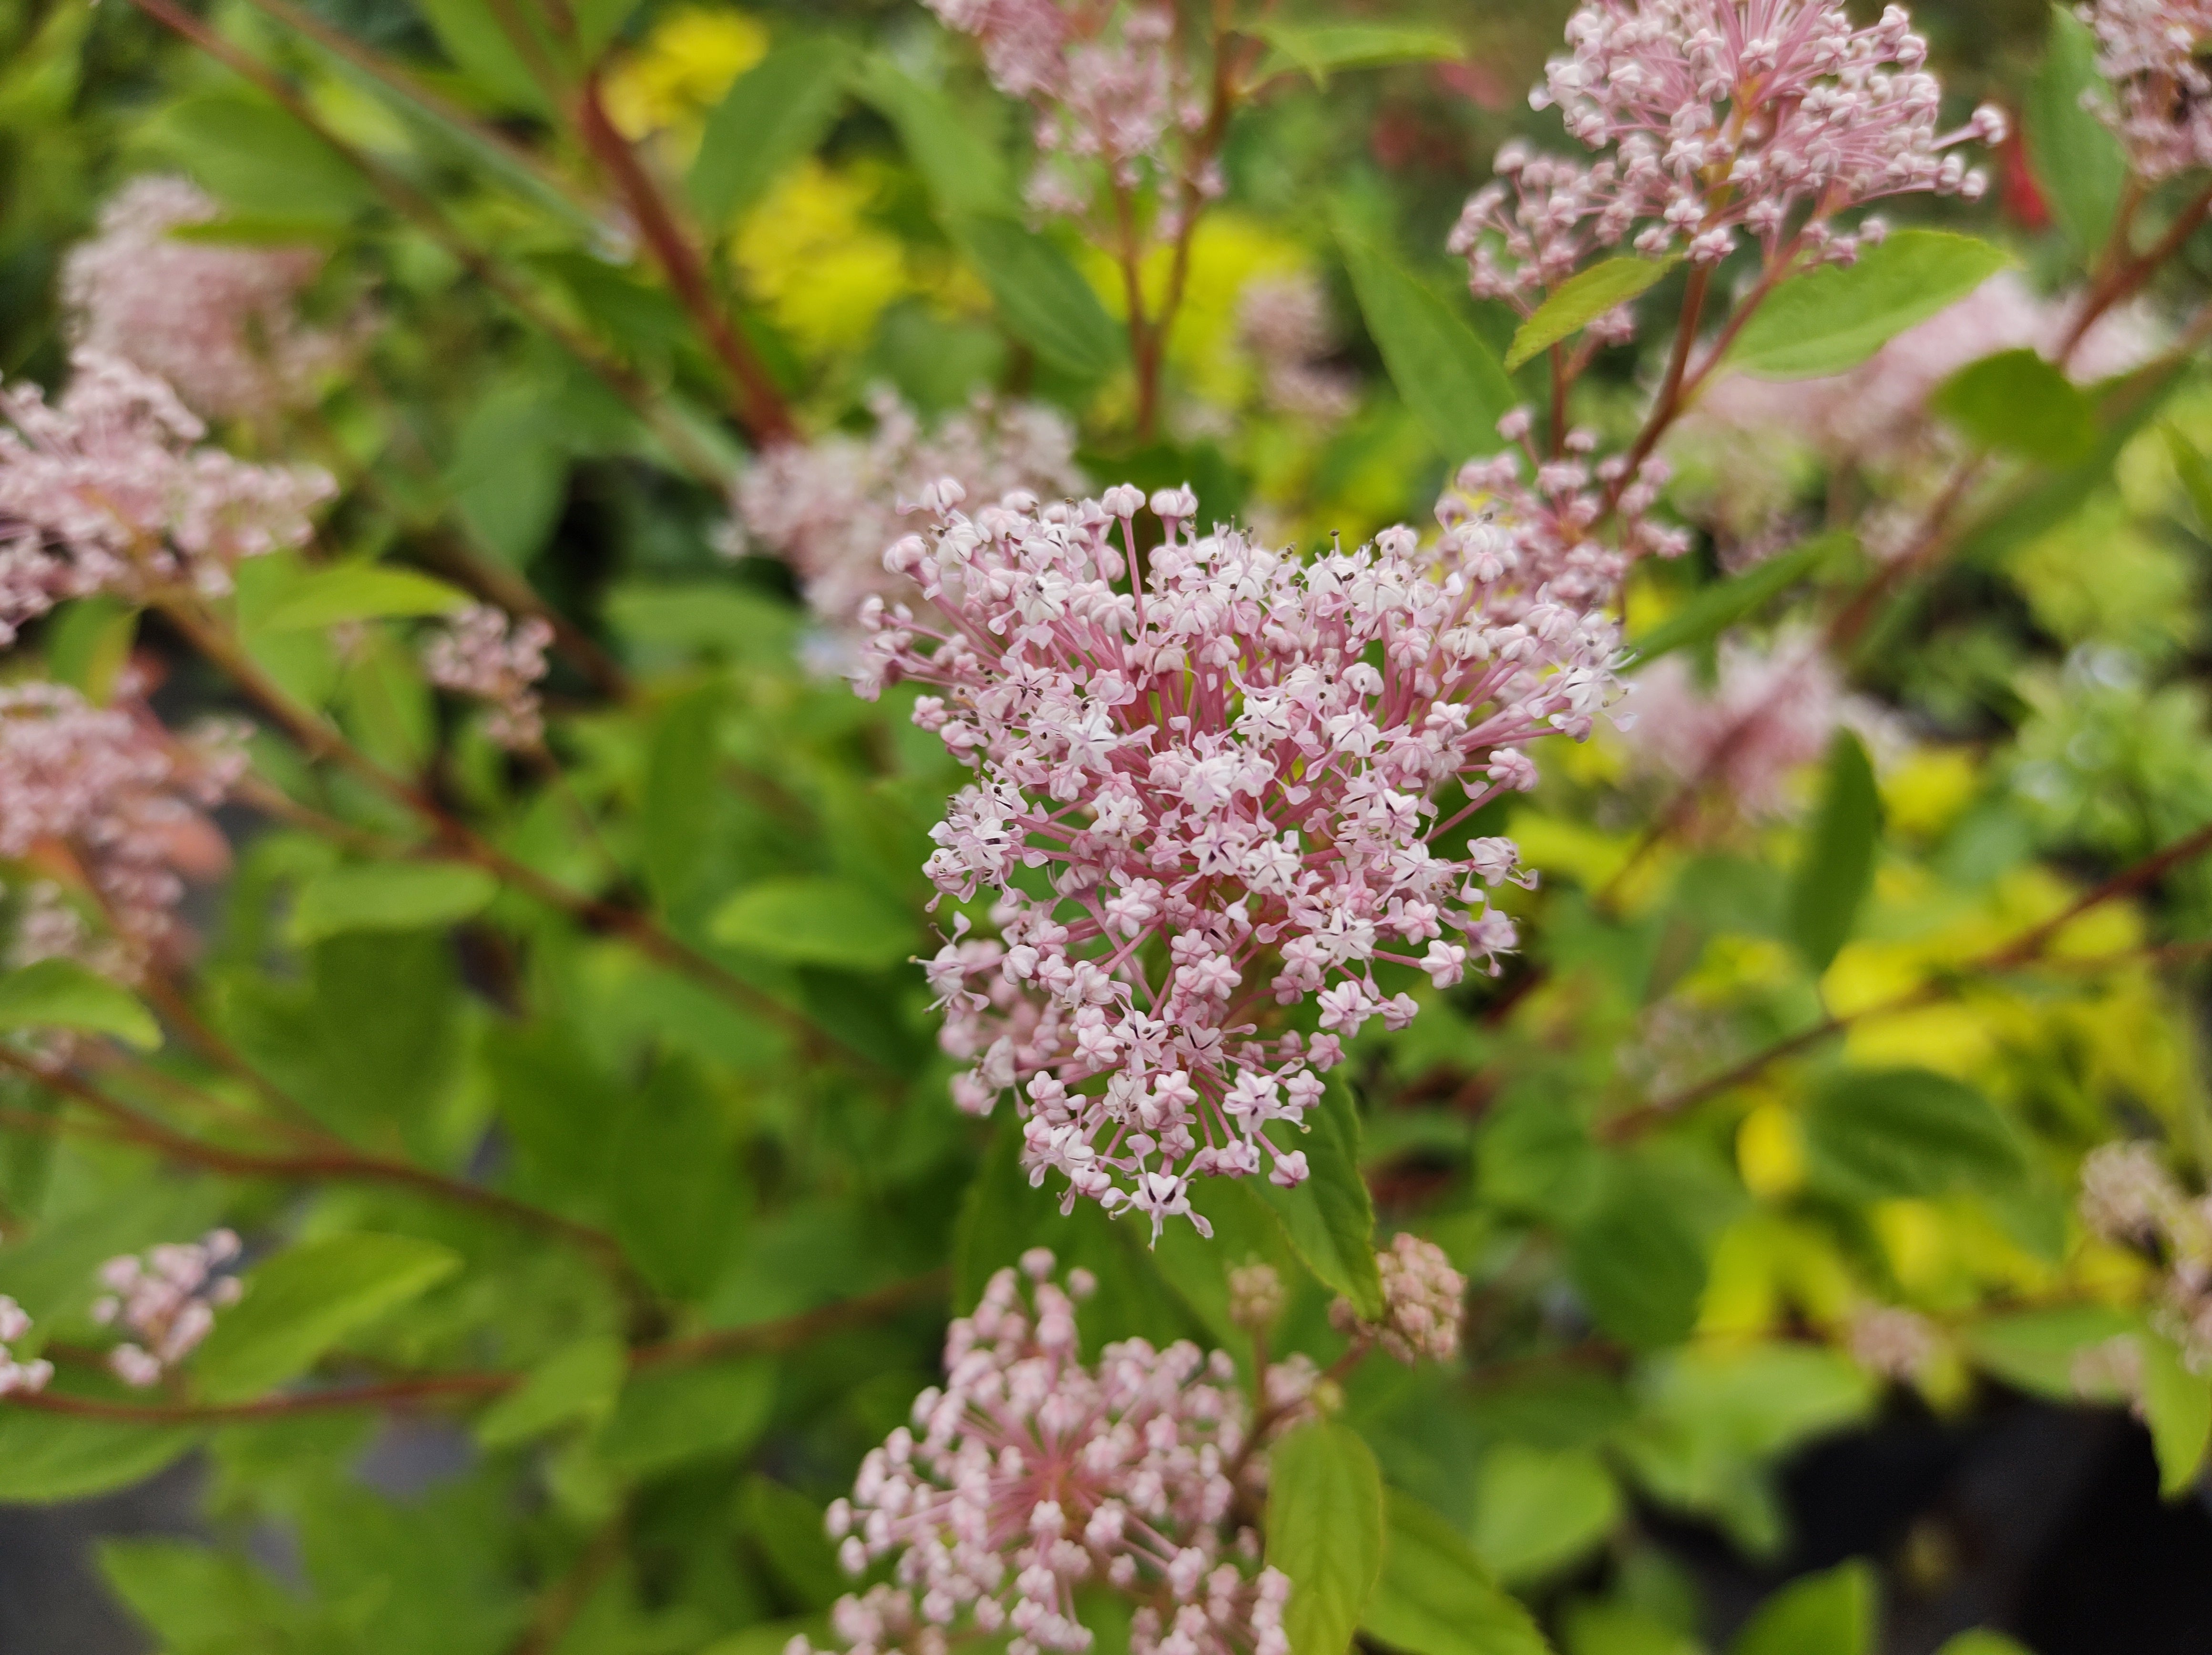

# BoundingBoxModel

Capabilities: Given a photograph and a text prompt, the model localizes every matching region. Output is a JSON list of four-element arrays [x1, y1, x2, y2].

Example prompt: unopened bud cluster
[[423, 605, 555, 751], [93, 1228, 245, 1389], [2079, 1143, 2212, 1372], [0, 1295, 51, 1397], [1330, 1234, 1467, 1365]]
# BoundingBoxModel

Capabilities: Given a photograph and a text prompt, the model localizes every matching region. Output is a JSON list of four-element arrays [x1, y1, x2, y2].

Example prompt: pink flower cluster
[[0, 350, 333, 643], [924, 1, 1215, 226], [61, 176, 350, 422], [799, 1250, 1288, 1655], [1451, 0, 2002, 320], [1235, 275, 1356, 425], [1628, 633, 1840, 817], [2081, 0, 2212, 179], [423, 605, 555, 751], [93, 1228, 245, 1389], [0, 682, 247, 981], [2078, 1142, 2212, 1373], [1329, 1233, 1467, 1365], [0, 1295, 51, 1397], [730, 393, 1085, 624], [1438, 411, 1691, 614], [863, 484, 1614, 1236], [1846, 1304, 1940, 1381]]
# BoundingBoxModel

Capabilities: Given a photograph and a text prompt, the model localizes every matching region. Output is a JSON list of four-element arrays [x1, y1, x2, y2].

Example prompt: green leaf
[[1361, 1488, 1550, 1655], [1338, 220, 1518, 461], [691, 37, 852, 225], [256, 564, 471, 632], [1567, 1163, 1706, 1349], [642, 684, 723, 914], [411, 0, 554, 114], [951, 213, 1125, 379], [2140, 1330, 2212, 1497], [1731, 1561, 1875, 1655], [711, 876, 915, 971], [45, 596, 138, 703], [1247, 21, 1463, 87], [288, 863, 499, 946], [741, 1477, 846, 1610], [1729, 232, 2014, 380], [446, 378, 572, 568], [0, 959, 160, 1050], [2164, 424, 2212, 534], [0, 1413, 198, 1503], [151, 92, 373, 224], [2025, 5, 2129, 258], [597, 1358, 776, 1475], [194, 1233, 461, 1402], [474, 1336, 627, 1449], [609, 1056, 743, 1302], [1785, 731, 1881, 973], [1960, 1305, 2140, 1399], [1802, 1068, 2026, 1203], [100, 1539, 305, 1653], [1505, 256, 1678, 371], [851, 55, 1014, 217], [607, 582, 801, 662], [1628, 532, 1848, 664], [1470, 1443, 1621, 1586], [1266, 1422, 1387, 1655], [1257, 1076, 1384, 1318], [1931, 348, 2097, 464], [1935, 1634, 2033, 1655]]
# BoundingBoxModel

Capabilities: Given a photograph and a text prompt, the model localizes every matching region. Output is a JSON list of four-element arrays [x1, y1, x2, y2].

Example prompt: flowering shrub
[[0, 0, 2205, 1651]]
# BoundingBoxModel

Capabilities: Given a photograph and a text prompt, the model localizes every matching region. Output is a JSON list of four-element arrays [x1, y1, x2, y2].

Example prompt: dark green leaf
[[445, 380, 571, 567], [1258, 1076, 1384, 1319], [1729, 232, 2013, 380], [1629, 532, 1849, 664], [741, 1477, 846, 1610], [1785, 731, 1881, 973], [712, 876, 915, 971], [642, 684, 723, 914], [1731, 1561, 1875, 1655], [2025, 5, 2129, 257], [1362, 1488, 1551, 1655], [1266, 1422, 1386, 1655], [1802, 1068, 2026, 1203], [194, 1234, 461, 1402], [0, 1413, 198, 1503], [1505, 256, 1677, 371], [1931, 349, 2097, 464], [475, 1336, 626, 1449], [690, 37, 852, 225], [597, 1358, 775, 1474], [0, 959, 160, 1049], [257, 564, 470, 632], [951, 213, 1124, 379], [1338, 220, 1518, 460], [1247, 21, 1463, 87], [1567, 1164, 1706, 1349], [287, 863, 499, 946], [610, 1057, 743, 1302], [850, 55, 1014, 217]]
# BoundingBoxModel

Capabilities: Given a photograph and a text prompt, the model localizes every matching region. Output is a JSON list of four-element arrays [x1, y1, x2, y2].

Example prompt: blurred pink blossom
[[2080, 0, 2212, 179], [93, 1228, 245, 1389], [1235, 274, 1356, 424], [1629, 633, 1840, 817], [423, 605, 554, 751]]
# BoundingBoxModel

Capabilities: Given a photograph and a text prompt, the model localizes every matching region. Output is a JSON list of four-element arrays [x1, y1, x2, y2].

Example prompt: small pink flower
[[423, 606, 554, 750]]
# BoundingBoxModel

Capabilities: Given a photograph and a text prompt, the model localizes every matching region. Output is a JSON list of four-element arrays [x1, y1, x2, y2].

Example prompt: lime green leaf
[[1786, 730, 1881, 973], [1248, 21, 1463, 87], [711, 876, 914, 971], [1960, 1305, 2140, 1400], [1338, 219, 1518, 460], [1802, 1068, 2026, 1202], [1362, 1488, 1549, 1655], [0, 1412, 198, 1503], [2025, 5, 2128, 257], [1505, 256, 1677, 371], [288, 863, 499, 946], [1266, 1422, 1386, 1655], [1931, 348, 2097, 464], [1731, 1561, 1875, 1655], [474, 1336, 627, 1450], [45, 595, 138, 703], [597, 1359, 776, 1475], [1469, 1443, 1621, 1586], [100, 1538, 304, 1650], [256, 564, 470, 633], [194, 1234, 461, 1402], [1257, 1076, 1384, 1318], [1567, 1164, 1706, 1349], [1729, 232, 2014, 380], [2163, 424, 2212, 534], [1935, 1634, 2033, 1655], [690, 37, 852, 225], [952, 213, 1125, 379], [0, 959, 161, 1050], [2140, 1330, 2212, 1497], [1629, 532, 1849, 664]]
